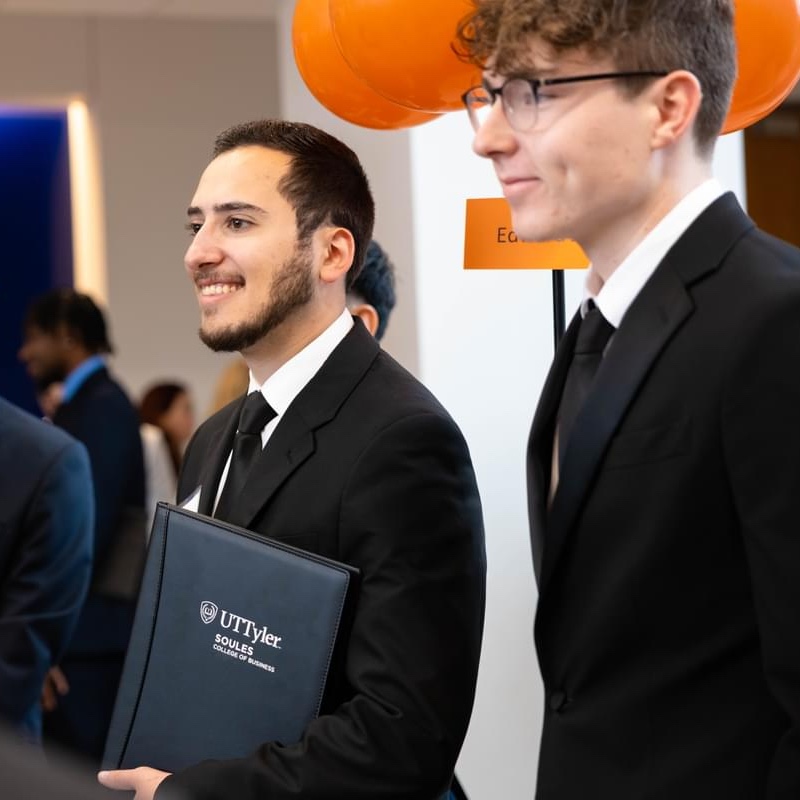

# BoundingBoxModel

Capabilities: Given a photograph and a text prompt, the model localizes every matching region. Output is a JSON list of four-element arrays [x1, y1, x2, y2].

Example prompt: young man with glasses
[[459, 1, 800, 797]]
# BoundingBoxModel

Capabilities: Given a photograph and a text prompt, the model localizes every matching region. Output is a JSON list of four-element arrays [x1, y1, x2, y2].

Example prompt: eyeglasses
[[462, 71, 669, 132]]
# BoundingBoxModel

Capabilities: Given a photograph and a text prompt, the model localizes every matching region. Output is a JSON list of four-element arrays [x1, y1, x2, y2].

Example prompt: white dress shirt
[[551, 179, 725, 498], [584, 179, 726, 324], [213, 309, 354, 512]]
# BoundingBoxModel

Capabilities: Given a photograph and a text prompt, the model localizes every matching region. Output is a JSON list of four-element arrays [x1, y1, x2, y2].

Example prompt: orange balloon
[[292, 0, 440, 130], [723, 0, 800, 133], [329, 0, 480, 113]]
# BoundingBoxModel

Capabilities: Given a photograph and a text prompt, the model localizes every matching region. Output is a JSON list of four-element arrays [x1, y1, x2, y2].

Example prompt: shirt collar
[[583, 178, 725, 326], [61, 354, 106, 403], [246, 309, 354, 415]]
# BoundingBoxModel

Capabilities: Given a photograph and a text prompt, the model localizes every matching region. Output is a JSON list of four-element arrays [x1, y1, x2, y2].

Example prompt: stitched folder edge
[[115, 503, 171, 766], [108, 504, 358, 764], [311, 563, 350, 719]]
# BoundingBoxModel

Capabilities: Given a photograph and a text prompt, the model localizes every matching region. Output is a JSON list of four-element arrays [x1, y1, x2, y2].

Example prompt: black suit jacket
[[52, 367, 145, 655], [0, 397, 93, 740], [528, 193, 800, 798], [164, 320, 486, 800]]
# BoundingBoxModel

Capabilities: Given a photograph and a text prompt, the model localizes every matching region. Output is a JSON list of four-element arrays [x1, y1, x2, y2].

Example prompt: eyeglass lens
[[466, 79, 537, 132], [503, 80, 537, 129]]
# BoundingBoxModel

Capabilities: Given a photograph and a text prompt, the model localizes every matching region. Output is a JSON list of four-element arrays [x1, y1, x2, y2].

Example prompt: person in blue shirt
[[19, 289, 146, 764]]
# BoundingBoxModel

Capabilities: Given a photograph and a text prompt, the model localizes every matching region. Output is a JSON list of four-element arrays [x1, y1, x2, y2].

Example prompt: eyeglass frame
[[462, 71, 669, 132]]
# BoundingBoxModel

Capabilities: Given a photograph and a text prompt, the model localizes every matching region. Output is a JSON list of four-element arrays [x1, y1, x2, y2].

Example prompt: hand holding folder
[[103, 503, 358, 772]]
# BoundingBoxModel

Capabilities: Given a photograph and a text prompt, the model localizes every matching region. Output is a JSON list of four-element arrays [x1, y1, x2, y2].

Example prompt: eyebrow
[[481, 64, 560, 89], [511, 66, 560, 80], [186, 201, 267, 217]]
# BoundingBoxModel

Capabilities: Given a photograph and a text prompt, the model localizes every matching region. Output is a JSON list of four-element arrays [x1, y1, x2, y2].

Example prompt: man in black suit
[[99, 119, 486, 800], [0, 397, 93, 743], [459, 1, 800, 797], [18, 290, 146, 763]]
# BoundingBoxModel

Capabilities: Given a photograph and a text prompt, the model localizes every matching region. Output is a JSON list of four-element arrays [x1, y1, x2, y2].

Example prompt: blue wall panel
[[0, 109, 73, 415]]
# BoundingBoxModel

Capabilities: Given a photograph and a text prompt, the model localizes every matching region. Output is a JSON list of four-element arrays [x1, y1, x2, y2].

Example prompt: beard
[[198, 245, 314, 353]]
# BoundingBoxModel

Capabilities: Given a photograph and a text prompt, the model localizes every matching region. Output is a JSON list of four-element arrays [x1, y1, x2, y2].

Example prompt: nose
[[472, 100, 517, 159], [184, 223, 224, 274]]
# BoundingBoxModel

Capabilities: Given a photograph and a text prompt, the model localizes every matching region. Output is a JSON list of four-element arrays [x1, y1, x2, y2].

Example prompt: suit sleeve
[[722, 287, 800, 794], [0, 439, 94, 729], [162, 412, 486, 800], [59, 390, 143, 567]]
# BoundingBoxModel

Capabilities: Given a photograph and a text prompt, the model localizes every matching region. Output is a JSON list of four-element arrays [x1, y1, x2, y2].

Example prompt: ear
[[347, 302, 380, 337], [318, 227, 355, 285], [650, 70, 703, 151]]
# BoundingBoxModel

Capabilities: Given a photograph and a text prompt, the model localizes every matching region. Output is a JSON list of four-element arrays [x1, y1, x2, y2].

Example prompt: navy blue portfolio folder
[[102, 503, 358, 772]]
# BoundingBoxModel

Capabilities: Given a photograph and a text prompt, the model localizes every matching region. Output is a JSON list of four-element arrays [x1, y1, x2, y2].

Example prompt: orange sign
[[464, 197, 589, 270]]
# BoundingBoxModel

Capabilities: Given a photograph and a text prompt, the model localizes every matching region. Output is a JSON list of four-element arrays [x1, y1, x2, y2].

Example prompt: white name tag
[[181, 486, 201, 513]]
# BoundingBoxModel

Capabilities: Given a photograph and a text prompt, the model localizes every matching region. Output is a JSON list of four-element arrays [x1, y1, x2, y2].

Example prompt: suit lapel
[[527, 311, 581, 583], [539, 192, 754, 594], [540, 266, 692, 592], [225, 320, 380, 530]]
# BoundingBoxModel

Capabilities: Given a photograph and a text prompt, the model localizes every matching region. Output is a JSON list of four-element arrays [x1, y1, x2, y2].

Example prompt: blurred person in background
[[18, 288, 146, 765], [206, 357, 249, 418], [36, 381, 64, 420], [139, 382, 195, 528], [0, 396, 93, 744], [346, 239, 396, 341]]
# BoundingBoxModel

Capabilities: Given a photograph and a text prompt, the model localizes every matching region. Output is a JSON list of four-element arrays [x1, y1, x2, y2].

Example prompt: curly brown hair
[[455, 0, 735, 155]]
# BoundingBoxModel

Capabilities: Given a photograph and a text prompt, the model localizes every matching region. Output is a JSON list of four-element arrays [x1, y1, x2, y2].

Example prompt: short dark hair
[[213, 120, 375, 290], [456, 0, 736, 155], [24, 288, 113, 354], [348, 240, 397, 341]]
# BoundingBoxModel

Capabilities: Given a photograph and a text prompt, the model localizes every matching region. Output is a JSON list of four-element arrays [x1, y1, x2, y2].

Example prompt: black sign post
[[552, 269, 566, 349]]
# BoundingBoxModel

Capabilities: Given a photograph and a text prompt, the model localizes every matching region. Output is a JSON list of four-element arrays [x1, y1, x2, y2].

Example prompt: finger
[[50, 666, 70, 695], [97, 769, 137, 790], [41, 682, 57, 712]]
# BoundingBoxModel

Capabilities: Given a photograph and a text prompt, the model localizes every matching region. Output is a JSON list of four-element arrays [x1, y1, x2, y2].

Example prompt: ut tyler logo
[[200, 601, 218, 624]]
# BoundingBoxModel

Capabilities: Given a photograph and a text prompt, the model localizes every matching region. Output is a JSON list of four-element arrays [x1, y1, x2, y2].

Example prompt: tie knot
[[238, 391, 276, 435], [575, 302, 614, 355]]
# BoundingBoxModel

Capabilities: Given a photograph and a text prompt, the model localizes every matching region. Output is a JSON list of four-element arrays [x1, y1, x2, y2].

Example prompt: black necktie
[[214, 392, 276, 520], [557, 301, 615, 467]]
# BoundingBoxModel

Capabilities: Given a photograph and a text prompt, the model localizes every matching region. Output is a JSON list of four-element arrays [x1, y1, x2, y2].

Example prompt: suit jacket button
[[549, 690, 568, 712]]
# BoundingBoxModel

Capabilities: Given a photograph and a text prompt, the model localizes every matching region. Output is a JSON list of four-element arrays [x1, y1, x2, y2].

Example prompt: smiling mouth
[[198, 283, 243, 297]]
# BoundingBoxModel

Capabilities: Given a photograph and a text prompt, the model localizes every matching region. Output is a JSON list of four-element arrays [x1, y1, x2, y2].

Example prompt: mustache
[[194, 271, 244, 285]]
